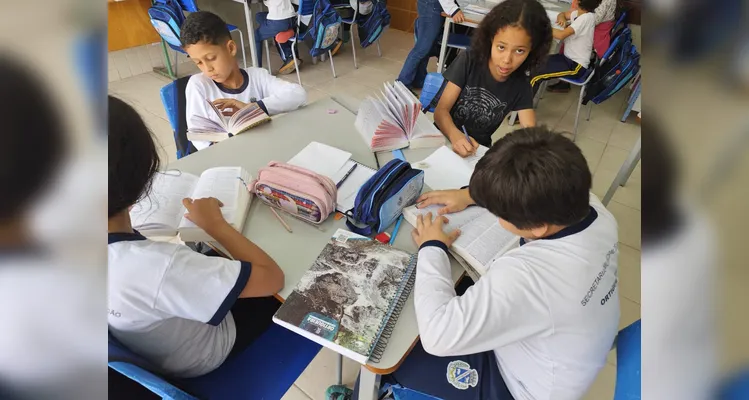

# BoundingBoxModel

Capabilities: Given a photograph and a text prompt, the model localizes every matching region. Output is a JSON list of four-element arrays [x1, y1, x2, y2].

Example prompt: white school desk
[[229, 0, 260, 68], [167, 97, 464, 400]]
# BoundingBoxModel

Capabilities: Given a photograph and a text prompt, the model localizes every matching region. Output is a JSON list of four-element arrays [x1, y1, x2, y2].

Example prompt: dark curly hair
[[470, 0, 553, 76], [578, 0, 603, 12], [180, 11, 232, 47]]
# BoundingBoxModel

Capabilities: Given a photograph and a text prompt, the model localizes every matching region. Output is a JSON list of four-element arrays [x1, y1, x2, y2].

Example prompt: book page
[[403, 204, 518, 274], [409, 112, 444, 143], [205, 98, 229, 131], [229, 103, 269, 134], [393, 81, 419, 133], [355, 98, 382, 147], [130, 171, 199, 235], [188, 115, 227, 134], [178, 166, 244, 229], [381, 85, 407, 130]]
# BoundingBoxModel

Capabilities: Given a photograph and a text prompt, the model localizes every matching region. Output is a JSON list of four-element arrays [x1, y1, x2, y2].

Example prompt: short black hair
[[578, 0, 603, 12], [180, 11, 232, 47], [471, 0, 553, 76], [0, 56, 65, 222], [469, 127, 591, 229], [108, 96, 160, 218]]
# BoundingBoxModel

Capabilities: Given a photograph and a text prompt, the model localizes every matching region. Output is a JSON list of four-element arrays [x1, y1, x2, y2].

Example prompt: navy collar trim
[[519, 206, 598, 246], [214, 69, 249, 95], [108, 231, 147, 244]]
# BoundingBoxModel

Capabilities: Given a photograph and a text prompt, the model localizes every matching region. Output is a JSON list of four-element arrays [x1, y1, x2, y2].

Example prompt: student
[[254, 0, 298, 73], [181, 11, 307, 151], [435, 0, 552, 157], [108, 95, 285, 378], [397, 0, 466, 90], [548, 0, 615, 93], [530, 0, 602, 91], [369, 127, 620, 400]]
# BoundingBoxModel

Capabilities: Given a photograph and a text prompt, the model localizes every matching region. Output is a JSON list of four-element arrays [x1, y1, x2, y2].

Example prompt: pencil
[[269, 207, 293, 233], [389, 214, 404, 245], [336, 163, 358, 188], [461, 125, 471, 142]]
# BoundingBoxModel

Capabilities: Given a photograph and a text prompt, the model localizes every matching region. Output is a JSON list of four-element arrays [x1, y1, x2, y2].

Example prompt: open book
[[355, 81, 444, 151], [273, 229, 416, 364], [187, 100, 270, 143], [129, 167, 253, 242], [403, 204, 518, 277]]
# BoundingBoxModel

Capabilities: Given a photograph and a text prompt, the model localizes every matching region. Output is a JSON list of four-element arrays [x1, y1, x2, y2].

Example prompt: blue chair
[[109, 324, 321, 399], [160, 77, 197, 159], [720, 369, 749, 399], [419, 72, 445, 113], [614, 320, 641, 400]]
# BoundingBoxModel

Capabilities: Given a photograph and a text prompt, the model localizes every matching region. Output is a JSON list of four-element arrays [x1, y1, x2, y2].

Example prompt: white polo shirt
[[108, 232, 251, 378], [414, 194, 620, 400], [564, 11, 596, 68]]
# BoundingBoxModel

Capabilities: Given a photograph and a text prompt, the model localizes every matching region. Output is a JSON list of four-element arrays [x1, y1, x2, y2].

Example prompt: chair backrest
[[175, 0, 199, 12], [160, 77, 197, 159], [613, 320, 641, 400], [356, 0, 390, 48], [419, 72, 446, 113], [108, 333, 198, 400]]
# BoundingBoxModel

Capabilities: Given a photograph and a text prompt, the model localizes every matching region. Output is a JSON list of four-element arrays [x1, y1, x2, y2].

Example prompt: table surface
[[167, 97, 464, 373]]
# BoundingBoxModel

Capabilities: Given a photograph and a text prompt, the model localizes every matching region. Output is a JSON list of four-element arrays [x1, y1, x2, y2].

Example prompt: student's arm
[[415, 248, 552, 356], [253, 68, 308, 115], [553, 26, 576, 40], [185, 79, 214, 151], [515, 83, 535, 128], [411, 214, 552, 356], [517, 109, 536, 127], [183, 197, 284, 297]]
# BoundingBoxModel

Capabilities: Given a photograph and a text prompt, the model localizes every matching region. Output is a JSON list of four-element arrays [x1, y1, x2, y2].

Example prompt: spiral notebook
[[272, 229, 416, 364]]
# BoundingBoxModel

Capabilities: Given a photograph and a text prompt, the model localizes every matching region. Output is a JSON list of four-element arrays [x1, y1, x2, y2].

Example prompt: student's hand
[[452, 10, 466, 24], [556, 12, 567, 27], [212, 98, 248, 116], [416, 189, 474, 215], [412, 212, 461, 248], [182, 197, 228, 230], [451, 135, 479, 157]]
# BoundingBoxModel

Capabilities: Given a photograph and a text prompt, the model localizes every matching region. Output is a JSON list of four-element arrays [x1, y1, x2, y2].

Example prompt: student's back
[[491, 194, 619, 399]]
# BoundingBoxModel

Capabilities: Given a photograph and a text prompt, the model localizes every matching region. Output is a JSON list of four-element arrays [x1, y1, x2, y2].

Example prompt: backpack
[[583, 28, 641, 105], [356, 0, 390, 48], [345, 159, 424, 236], [148, 0, 186, 48], [305, 0, 343, 57]]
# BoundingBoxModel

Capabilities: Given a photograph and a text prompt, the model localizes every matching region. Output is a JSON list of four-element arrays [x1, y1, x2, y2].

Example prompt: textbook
[[355, 81, 444, 152], [129, 167, 253, 242], [402, 205, 519, 277], [187, 100, 270, 143], [273, 229, 416, 364]]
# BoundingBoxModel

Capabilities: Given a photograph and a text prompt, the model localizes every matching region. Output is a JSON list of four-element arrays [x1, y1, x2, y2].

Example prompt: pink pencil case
[[252, 161, 337, 224]]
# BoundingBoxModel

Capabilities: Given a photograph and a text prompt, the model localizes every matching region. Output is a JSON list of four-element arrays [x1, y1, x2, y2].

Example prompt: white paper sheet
[[288, 142, 353, 179], [410, 145, 489, 191]]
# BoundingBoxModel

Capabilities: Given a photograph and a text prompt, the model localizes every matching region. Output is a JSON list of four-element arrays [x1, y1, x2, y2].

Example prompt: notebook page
[[464, 145, 490, 168], [410, 146, 474, 190], [130, 171, 199, 234], [178, 167, 243, 229], [288, 142, 352, 179], [333, 160, 376, 212]]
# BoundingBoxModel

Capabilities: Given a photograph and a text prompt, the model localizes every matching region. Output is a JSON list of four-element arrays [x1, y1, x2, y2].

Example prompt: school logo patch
[[446, 360, 478, 390]]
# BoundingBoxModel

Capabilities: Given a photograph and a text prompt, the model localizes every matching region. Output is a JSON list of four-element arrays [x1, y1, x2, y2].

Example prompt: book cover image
[[275, 230, 414, 358]]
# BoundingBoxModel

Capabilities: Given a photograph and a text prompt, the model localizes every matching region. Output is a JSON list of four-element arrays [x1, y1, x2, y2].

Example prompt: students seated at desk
[[366, 127, 620, 400], [181, 11, 307, 151], [434, 0, 552, 157], [108, 96, 285, 378]]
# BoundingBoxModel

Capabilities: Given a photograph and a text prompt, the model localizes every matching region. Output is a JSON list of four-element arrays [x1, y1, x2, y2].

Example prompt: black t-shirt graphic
[[443, 52, 534, 147]]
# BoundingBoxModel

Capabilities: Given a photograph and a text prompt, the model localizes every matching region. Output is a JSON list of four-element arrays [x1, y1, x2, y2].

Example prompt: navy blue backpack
[[305, 0, 343, 57], [345, 159, 424, 236], [148, 0, 186, 48], [583, 28, 641, 105], [356, 0, 390, 48]]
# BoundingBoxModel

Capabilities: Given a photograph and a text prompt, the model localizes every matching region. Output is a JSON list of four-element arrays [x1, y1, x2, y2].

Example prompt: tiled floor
[[109, 28, 641, 400]]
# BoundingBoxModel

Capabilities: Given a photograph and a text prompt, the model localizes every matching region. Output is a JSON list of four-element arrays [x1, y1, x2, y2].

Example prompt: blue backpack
[[356, 0, 390, 48], [583, 28, 640, 105], [305, 0, 343, 57], [345, 159, 424, 236], [148, 0, 186, 48]]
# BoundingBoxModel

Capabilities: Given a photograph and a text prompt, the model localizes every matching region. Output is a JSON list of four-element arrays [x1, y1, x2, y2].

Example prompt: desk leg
[[357, 366, 381, 400], [437, 19, 451, 73], [602, 136, 641, 206], [242, 0, 259, 68]]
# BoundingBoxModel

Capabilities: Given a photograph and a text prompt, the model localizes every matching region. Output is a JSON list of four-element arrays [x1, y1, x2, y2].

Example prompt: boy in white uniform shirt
[[108, 96, 286, 378], [181, 11, 307, 151], [360, 127, 620, 400], [530, 0, 602, 91]]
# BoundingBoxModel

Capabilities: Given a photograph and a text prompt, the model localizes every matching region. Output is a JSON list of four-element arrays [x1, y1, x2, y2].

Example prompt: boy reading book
[[108, 95, 285, 378], [356, 127, 620, 399], [181, 11, 307, 151]]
